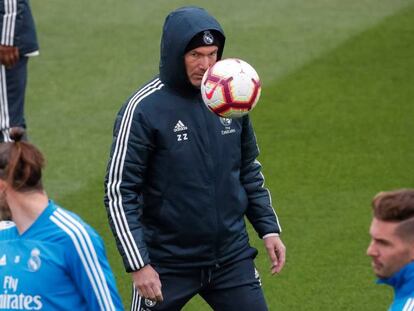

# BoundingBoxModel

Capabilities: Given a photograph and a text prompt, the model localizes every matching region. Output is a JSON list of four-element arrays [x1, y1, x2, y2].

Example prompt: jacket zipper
[[198, 97, 221, 266]]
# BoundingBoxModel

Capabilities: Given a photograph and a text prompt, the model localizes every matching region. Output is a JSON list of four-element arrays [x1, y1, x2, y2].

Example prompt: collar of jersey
[[18, 200, 56, 237], [377, 261, 414, 297]]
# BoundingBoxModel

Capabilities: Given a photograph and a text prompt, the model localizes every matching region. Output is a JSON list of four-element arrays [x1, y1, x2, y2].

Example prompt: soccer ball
[[201, 58, 261, 118]]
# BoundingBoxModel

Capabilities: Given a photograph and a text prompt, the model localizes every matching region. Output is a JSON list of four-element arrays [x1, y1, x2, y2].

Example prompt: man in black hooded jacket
[[104, 6, 286, 311]]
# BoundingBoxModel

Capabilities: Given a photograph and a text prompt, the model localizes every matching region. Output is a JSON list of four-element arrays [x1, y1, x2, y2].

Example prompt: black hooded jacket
[[104, 6, 281, 272]]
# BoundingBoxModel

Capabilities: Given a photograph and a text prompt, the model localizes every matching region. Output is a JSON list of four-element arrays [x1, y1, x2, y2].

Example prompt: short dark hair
[[396, 218, 414, 242], [372, 189, 414, 241], [0, 128, 44, 192], [372, 189, 414, 221]]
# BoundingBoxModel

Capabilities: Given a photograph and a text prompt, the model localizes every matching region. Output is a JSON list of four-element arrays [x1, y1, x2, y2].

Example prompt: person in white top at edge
[[0, 0, 39, 142]]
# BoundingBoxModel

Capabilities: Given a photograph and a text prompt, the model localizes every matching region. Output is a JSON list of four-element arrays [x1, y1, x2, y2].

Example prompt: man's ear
[[0, 179, 11, 196], [0, 179, 6, 191]]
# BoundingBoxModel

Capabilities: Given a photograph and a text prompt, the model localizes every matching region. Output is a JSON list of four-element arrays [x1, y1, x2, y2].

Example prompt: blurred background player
[[367, 189, 414, 310], [0, 0, 39, 142], [0, 127, 124, 310], [104, 6, 285, 311]]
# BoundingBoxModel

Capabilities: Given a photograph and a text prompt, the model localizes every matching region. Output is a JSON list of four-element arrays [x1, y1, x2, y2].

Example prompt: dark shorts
[[0, 57, 28, 142], [131, 258, 268, 311]]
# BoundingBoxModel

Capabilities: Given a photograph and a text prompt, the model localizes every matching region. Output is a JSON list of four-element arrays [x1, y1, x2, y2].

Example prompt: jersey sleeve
[[63, 220, 124, 311], [395, 297, 414, 311], [0, 0, 18, 46], [240, 115, 282, 237]]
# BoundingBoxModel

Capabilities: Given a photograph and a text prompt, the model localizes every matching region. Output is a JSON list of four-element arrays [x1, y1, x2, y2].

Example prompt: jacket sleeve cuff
[[262, 233, 280, 239], [125, 259, 151, 273]]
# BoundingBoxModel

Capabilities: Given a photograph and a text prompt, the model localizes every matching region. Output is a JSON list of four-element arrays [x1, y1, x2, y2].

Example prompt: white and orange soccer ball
[[201, 58, 261, 118]]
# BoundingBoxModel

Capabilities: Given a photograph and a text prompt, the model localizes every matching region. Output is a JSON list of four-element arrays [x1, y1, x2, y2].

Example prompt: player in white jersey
[[0, 127, 124, 310]]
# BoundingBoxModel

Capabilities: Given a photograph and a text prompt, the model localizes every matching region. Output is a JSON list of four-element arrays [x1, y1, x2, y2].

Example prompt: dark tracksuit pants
[[0, 56, 28, 142], [131, 258, 268, 311]]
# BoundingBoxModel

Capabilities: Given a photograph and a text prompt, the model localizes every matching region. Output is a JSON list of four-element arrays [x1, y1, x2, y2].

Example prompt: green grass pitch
[[27, 1, 414, 310]]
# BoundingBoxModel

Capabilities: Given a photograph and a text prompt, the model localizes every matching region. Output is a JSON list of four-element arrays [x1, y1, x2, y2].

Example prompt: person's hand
[[263, 235, 286, 275], [131, 265, 163, 302], [0, 45, 19, 68]]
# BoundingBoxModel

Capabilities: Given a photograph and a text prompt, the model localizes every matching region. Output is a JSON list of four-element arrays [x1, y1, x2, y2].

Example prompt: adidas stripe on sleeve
[[1, 0, 17, 46], [50, 208, 122, 311], [105, 78, 163, 271]]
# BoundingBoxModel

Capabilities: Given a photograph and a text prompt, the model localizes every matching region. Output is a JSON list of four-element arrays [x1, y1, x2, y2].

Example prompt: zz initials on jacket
[[177, 133, 188, 141]]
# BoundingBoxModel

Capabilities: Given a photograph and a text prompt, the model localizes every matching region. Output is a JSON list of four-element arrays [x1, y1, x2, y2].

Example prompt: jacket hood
[[159, 6, 226, 93]]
